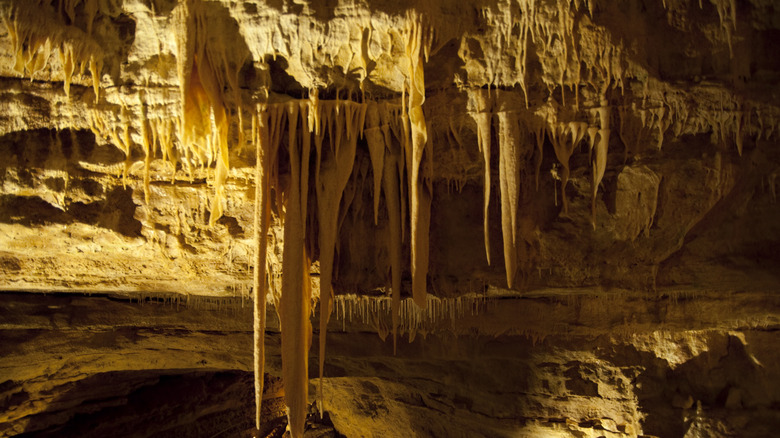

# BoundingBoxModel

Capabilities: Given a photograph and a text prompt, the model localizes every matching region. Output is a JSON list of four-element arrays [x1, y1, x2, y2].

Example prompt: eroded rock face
[[1, 292, 779, 437], [0, 0, 779, 437], [0, 0, 778, 296]]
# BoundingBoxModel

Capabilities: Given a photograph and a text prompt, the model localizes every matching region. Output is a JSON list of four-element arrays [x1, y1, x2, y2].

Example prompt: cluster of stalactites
[[470, 0, 742, 109], [243, 84, 771, 438], [467, 86, 612, 286], [333, 293, 493, 342], [248, 85, 433, 436], [174, 0, 248, 226], [471, 0, 631, 109], [87, 102, 179, 204], [1, 0, 108, 101], [250, 18, 433, 432], [620, 80, 780, 160], [662, 0, 738, 57]]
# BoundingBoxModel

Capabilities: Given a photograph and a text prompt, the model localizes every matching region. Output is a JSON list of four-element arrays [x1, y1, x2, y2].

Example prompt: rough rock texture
[[1, 0, 779, 437], [2, 291, 779, 437]]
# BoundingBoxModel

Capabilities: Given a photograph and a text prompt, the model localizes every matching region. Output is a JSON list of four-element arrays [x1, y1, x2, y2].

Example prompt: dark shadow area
[[0, 127, 143, 237], [13, 369, 345, 438], [656, 139, 780, 290], [267, 56, 306, 99], [605, 334, 780, 438], [0, 186, 141, 237], [17, 370, 256, 438], [0, 129, 123, 174]]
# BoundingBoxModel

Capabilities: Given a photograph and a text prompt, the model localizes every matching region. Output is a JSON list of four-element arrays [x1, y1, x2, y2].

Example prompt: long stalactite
[[403, 16, 434, 309], [316, 100, 362, 417], [251, 103, 275, 433]]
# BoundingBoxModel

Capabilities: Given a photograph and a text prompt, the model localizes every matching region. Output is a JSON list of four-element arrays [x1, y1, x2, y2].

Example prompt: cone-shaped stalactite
[[174, 0, 243, 226], [403, 17, 433, 309], [468, 89, 494, 266], [278, 102, 312, 438], [251, 104, 277, 432], [316, 100, 363, 416], [497, 109, 521, 289], [592, 95, 611, 228], [366, 102, 405, 354]]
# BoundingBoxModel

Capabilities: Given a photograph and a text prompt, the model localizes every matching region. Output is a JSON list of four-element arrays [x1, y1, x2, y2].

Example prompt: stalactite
[[251, 103, 276, 433], [279, 102, 311, 438], [151, 117, 177, 182], [709, 0, 737, 58], [533, 118, 546, 192], [548, 109, 586, 216], [516, 0, 537, 107], [316, 100, 362, 417], [383, 142, 403, 355], [1, 0, 105, 101], [365, 103, 386, 225], [404, 16, 433, 309], [592, 96, 611, 228], [496, 109, 521, 289], [388, 104, 409, 243], [87, 105, 134, 187], [140, 106, 152, 204], [365, 100, 402, 354], [174, 0, 241, 226], [467, 88, 493, 265], [548, 123, 569, 214]]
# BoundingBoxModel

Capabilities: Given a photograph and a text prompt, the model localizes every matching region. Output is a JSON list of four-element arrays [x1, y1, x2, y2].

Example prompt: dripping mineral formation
[[1, 0, 780, 437]]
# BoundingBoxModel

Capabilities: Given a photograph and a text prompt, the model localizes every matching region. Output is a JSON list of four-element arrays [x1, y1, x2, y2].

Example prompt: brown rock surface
[[1, 0, 779, 437]]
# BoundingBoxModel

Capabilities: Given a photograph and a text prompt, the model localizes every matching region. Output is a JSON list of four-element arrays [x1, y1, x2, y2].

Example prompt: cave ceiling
[[0, 0, 778, 296]]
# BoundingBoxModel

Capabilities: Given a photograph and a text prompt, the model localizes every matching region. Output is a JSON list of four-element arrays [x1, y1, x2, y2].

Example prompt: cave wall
[[1, 0, 780, 437], [2, 291, 779, 437], [0, 0, 778, 296]]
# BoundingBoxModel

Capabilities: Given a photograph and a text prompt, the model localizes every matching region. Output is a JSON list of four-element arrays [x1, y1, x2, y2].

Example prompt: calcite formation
[[1, 0, 779, 437]]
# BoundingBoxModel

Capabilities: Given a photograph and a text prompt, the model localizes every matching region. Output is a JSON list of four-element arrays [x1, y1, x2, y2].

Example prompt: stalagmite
[[316, 100, 361, 416], [280, 103, 311, 438], [468, 88, 494, 265]]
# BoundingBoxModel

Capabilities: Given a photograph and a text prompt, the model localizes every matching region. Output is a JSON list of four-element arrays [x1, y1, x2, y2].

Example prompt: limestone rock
[[1, 0, 779, 437]]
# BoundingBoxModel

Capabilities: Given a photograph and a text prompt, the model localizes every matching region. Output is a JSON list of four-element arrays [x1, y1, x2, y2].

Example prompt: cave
[[1, 0, 779, 437]]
